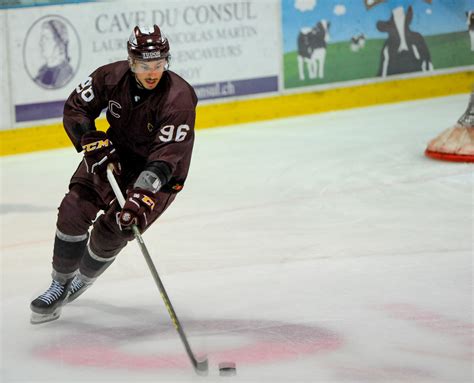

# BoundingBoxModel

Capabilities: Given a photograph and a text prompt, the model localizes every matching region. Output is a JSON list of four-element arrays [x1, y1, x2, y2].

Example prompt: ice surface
[[1, 94, 472, 382]]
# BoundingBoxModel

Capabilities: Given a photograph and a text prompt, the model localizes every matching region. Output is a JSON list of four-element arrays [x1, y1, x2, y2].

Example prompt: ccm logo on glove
[[82, 138, 112, 152], [80, 131, 120, 175], [131, 192, 155, 210]]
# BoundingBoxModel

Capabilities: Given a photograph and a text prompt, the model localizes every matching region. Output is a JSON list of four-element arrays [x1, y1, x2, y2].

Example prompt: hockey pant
[[52, 183, 175, 282]]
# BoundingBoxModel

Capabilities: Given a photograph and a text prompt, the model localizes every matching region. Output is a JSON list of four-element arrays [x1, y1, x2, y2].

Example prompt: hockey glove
[[81, 131, 120, 175], [118, 189, 156, 232]]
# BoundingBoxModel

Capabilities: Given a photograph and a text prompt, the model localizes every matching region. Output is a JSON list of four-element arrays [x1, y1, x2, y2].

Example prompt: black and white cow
[[350, 33, 366, 52], [297, 20, 330, 80], [467, 11, 474, 51], [376, 6, 433, 77]]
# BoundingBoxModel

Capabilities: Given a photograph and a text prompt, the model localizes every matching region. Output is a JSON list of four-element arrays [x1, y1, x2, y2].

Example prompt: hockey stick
[[106, 165, 208, 376]]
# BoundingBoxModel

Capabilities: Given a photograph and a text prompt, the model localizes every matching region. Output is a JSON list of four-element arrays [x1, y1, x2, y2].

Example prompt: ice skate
[[66, 275, 92, 303], [30, 279, 72, 324]]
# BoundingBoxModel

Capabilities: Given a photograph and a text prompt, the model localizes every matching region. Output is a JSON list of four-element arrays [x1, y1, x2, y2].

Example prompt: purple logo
[[23, 15, 81, 90]]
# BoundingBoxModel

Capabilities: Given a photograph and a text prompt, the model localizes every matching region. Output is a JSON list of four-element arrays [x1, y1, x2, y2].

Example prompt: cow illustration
[[376, 6, 433, 77], [297, 20, 330, 80], [350, 33, 366, 52], [467, 11, 474, 51]]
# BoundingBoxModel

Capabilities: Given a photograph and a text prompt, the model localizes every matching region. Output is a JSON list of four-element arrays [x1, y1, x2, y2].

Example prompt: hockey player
[[30, 25, 197, 324]]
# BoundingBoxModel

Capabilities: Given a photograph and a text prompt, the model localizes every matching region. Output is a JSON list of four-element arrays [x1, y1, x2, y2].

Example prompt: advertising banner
[[0, 12, 11, 130], [7, 0, 280, 123], [282, 0, 473, 90]]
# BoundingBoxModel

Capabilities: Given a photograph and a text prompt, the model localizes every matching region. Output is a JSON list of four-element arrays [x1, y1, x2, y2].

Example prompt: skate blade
[[30, 308, 62, 325]]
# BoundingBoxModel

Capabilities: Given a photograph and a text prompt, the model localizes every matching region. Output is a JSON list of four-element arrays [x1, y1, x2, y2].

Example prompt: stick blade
[[194, 358, 209, 376]]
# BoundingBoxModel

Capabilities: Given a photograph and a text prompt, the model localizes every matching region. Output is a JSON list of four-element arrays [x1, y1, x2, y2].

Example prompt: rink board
[[0, 70, 472, 156]]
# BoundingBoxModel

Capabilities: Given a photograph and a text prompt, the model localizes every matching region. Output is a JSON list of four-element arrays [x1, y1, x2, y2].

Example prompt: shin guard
[[79, 244, 116, 280], [52, 229, 88, 275]]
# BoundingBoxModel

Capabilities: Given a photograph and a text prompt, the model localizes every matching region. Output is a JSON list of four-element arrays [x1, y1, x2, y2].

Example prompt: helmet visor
[[131, 58, 168, 73]]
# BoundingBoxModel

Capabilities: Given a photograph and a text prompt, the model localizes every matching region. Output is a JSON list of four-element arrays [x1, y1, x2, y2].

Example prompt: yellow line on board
[[196, 71, 473, 128], [1, 71, 472, 156]]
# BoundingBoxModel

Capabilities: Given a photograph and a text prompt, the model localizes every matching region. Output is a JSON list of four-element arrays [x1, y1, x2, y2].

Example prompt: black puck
[[218, 361, 237, 376]]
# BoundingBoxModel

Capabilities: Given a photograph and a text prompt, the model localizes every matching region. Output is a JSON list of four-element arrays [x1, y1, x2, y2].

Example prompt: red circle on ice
[[34, 319, 343, 370]]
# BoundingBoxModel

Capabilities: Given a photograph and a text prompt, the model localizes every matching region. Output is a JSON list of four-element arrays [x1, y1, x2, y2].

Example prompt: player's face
[[132, 59, 167, 90]]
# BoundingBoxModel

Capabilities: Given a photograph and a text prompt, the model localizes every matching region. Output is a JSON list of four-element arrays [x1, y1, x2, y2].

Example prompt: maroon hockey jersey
[[63, 60, 197, 192]]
